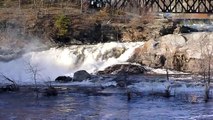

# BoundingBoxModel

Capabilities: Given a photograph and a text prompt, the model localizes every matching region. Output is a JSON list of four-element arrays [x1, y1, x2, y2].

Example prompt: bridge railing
[[142, 0, 213, 13]]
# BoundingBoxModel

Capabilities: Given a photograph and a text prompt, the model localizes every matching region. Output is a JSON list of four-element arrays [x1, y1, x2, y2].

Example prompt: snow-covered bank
[[0, 42, 144, 84]]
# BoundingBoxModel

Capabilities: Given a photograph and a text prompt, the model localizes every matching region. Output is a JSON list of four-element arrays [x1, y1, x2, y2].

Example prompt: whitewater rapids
[[0, 42, 144, 84]]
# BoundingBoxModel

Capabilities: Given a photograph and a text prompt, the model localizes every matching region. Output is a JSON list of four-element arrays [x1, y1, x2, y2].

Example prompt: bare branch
[[0, 73, 19, 91], [198, 33, 212, 102], [0, 73, 17, 85]]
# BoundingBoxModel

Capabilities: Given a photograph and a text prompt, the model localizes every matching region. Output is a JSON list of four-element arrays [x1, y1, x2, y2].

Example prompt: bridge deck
[[161, 13, 213, 19]]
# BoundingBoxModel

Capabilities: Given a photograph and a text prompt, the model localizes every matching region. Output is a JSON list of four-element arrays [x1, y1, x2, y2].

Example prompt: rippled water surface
[[0, 91, 212, 120]]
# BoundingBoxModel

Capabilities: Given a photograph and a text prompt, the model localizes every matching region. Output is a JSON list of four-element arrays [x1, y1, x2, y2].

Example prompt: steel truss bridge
[[142, 0, 213, 13], [89, 0, 213, 13]]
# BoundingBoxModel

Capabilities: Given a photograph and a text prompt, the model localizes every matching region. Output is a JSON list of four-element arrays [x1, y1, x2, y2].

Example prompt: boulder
[[102, 47, 126, 60], [129, 32, 213, 73], [43, 86, 58, 96], [116, 80, 127, 88], [97, 64, 146, 75], [113, 72, 133, 87], [173, 25, 198, 34], [73, 70, 91, 82], [179, 26, 198, 33], [55, 76, 72, 83], [114, 71, 128, 88]]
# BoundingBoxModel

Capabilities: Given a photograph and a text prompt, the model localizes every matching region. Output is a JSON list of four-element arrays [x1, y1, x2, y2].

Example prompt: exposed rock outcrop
[[101, 47, 126, 60], [97, 64, 146, 75], [129, 32, 213, 73], [73, 70, 91, 82], [43, 86, 58, 96], [55, 76, 72, 83], [121, 19, 177, 42]]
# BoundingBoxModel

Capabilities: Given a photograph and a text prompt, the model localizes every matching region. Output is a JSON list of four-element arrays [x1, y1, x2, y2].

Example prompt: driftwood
[[0, 73, 19, 91]]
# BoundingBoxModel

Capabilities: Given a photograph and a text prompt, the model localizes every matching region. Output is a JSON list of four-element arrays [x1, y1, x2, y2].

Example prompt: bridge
[[89, 0, 213, 13], [142, 0, 213, 13]]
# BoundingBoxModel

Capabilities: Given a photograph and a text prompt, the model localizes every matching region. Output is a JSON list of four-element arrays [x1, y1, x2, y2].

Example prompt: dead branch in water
[[1, 73, 17, 85], [0, 73, 19, 91]]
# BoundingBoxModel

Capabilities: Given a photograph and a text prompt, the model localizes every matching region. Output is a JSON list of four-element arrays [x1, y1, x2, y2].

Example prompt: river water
[[0, 90, 212, 120], [0, 39, 212, 120]]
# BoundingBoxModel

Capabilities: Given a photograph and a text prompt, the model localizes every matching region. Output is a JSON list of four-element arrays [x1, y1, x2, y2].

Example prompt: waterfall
[[0, 42, 144, 84]]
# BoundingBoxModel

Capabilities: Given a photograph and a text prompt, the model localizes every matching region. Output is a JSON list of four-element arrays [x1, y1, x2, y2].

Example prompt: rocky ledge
[[129, 32, 213, 73], [96, 64, 147, 75]]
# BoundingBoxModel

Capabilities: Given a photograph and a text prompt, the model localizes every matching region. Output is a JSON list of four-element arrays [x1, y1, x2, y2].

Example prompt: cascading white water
[[183, 19, 213, 32], [0, 42, 144, 84]]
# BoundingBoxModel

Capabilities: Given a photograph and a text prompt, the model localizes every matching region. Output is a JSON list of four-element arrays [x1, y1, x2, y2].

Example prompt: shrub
[[93, 8, 110, 21], [54, 14, 70, 37]]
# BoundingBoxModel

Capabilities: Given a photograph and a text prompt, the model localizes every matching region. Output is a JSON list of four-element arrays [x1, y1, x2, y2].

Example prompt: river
[[0, 40, 212, 120], [0, 90, 212, 120]]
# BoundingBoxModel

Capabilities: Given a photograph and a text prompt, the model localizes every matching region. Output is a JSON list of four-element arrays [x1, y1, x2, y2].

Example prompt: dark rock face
[[172, 52, 187, 71], [179, 26, 198, 33], [73, 70, 91, 82], [173, 25, 199, 34], [97, 64, 146, 75], [55, 76, 72, 83], [159, 25, 176, 36], [43, 86, 58, 96]]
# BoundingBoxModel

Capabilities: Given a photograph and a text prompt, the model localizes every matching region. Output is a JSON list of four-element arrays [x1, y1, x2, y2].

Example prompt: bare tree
[[25, 61, 58, 97], [198, 34, 213, 102], [25, 62, 42, 98]]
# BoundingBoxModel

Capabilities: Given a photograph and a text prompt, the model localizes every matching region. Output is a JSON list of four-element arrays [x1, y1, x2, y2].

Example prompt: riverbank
[[0, 2, 213, 120], [1, 5, 205, 46]]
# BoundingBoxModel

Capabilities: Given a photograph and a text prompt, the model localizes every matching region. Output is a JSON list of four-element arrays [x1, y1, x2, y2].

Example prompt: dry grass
[[92, 8, 110, 21], [129, 11, 155, 26]]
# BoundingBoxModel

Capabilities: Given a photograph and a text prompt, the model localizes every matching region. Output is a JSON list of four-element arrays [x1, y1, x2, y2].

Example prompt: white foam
[[189, 114, 213, 120], [147, 67, 190, 74], [0, 42, 144, 84]]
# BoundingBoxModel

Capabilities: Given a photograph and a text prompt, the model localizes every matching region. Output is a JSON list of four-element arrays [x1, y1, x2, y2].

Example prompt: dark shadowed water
[[0, 91, 212, 120]]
